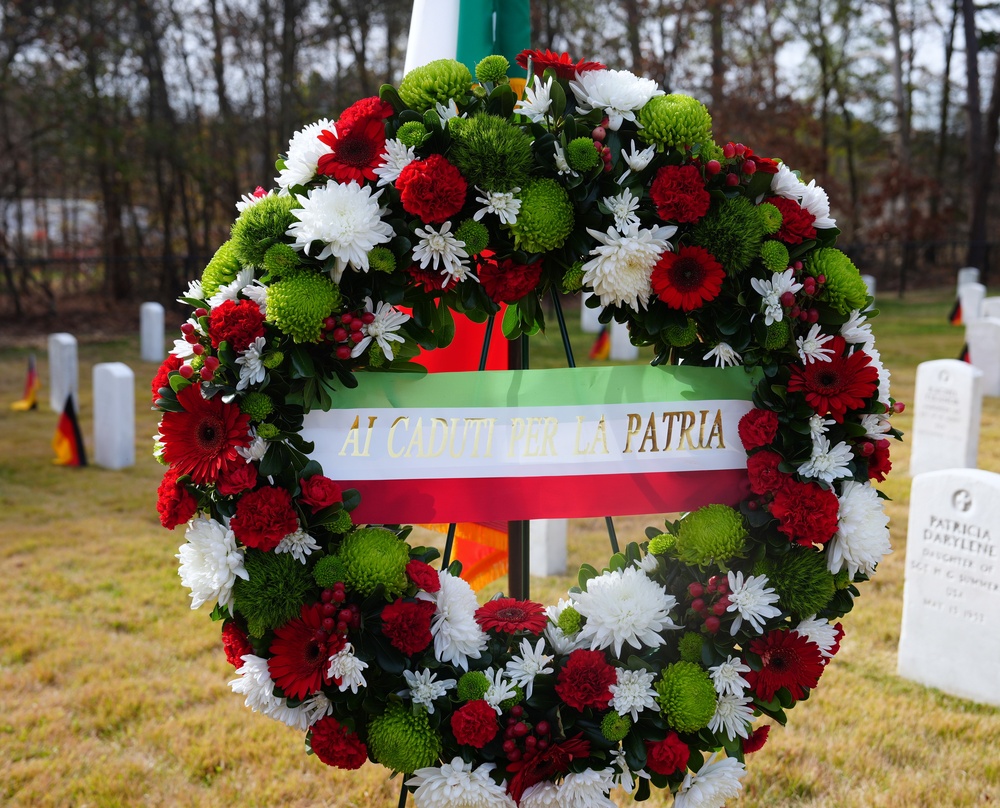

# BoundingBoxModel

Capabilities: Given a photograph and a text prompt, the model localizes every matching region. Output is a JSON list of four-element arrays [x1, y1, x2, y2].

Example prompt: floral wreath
[[152, 49, 901, 808]]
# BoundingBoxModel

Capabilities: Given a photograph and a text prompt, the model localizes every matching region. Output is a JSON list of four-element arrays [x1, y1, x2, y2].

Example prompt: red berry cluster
[[779, 262, 826, 324], [687, 576, 730, 635], [322, 311, 375, 360], [591, 117, 613, 173], [178, 308, 220, 381], [500, 705, 552, 763], [704, 142, 774, 187], [320, 584, 361, 637]]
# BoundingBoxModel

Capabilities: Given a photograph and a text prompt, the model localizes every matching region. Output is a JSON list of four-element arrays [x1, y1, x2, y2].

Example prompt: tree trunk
[[963, 0, 986, 269]]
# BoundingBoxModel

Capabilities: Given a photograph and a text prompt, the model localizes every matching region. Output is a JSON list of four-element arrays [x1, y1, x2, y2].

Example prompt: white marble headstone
[[959, 282, 986, 324], [898, 469, 1000, 707], [580, 295, 603, 334], [909, 359, 983, 476], [609, 319, 639, 361], [966, 317, 1000, 396], [957, 266, 980, 293], [48, 332, 78, 413], [981, 297, 1000, 320], [861, 274, 876, 311], [93, 362, 135, 470], [529, 518, 567, 576], [140, 302, 165, 362]]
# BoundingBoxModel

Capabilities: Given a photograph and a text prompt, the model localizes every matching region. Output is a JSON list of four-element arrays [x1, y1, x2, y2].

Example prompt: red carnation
[[405, 263, 458, 294], [766, 196, 816, 244], [396, 154, 468, 224], [159, 385, 252, 484], [299, 474, 343, 511], [649, 165, 711, 223], [555, 649, 616, 711], [221, 620, 254, 668], [475, 598, 547, 635], [208, 299, 265, 351], [738, 408, 780, 450], [450, 700, 498, 748], [316, 97, 392, 185], [230, 485, 299, 551], [746, 628, 825, 701], [309, 715, 369, 770], [380, 598, 435, 655], [337, 96, 394, 130], [216, 461, 257, 497], [644, 732, 690, 776], [268, 603, 342, 700], [506, 734, 591, 802], [151, 353, 184, 404], [742, 724, 771, 754], [156, 466, 199, 530], [867, 439, 892, 482], [746, 450, 790, 495], [406, 559, 441, 593], [516, 48, 605, 79], [828, 622, 845, 659], [478, 256, 543, 304], [650, 245, 725, 312], [787, 337, 879, 423], [770, 479, 839, 547]]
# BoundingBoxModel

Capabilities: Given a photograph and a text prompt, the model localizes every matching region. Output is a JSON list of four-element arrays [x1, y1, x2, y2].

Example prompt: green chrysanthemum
[[336, 527, 410, 598], [758, 547, 836, 616], [508, 179, 574, 253], [368, 246, 396, 274], [200, 240, 242, 299], [367, 702, 442, 774], [313, 555, 348, 588], [674, 504, 747, 568], [326, 509, 354, 534], [677, 631, 705, 664], [655, 661, 717, 733], [454, 219, 489, 255], [475, 55, 510, 85], [665, 317, 699, 347], [765, 319, 791, 351], [833, 569, 853, 589], [447, 116, 468, 136], [638, 94, 714, 151], [230, 194, 299, 266], [266, 271, 342, 343], [262, 242, 302, 280], [556, 605, 582, 635], [601, 711, 632, 742], [562, 263, 585, 293], [647, 532, 676, 556], [398, 59, 473, 113], [808, 248, 869, 314], [256, 423, 281, 440], [567, 137, 601, 172], [239, 391, 274, 422], [449, 113, 534, 192], [396, 121, 430, 148], [233, 550, 315, 637], [690, 196, 765, 276], [456, 671, 490, 701], [760, 240, 789, 273], [262, 350, 284, 369], [758, 202, 783, 235]]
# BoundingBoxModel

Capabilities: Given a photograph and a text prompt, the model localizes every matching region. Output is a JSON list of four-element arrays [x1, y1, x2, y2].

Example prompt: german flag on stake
[[10, 353, 40, 411], [589, 326, 611, 361], [948, 298, 963, 326], [52, 395, 87, 466]]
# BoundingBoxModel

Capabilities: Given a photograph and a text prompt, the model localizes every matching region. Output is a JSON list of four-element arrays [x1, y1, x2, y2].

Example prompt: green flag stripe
[[456, 0, 531, 76]]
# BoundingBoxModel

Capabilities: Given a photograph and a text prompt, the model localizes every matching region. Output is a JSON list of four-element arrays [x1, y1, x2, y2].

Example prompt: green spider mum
[[398, 59, 473, 113]]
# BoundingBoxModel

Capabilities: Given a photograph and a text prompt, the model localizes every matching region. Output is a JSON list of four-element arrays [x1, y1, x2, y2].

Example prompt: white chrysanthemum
[[573, 566, 678, 656], [704, 341, 742, 368], [569, 69, 664, 130], [176, 516, 248, 611], [474, 187, 521, 225], [402, 668, 457, 714], [638, 552, 660, 574], [483, 668, 517, 714], [553, 141, 578, 177], [179, 278, 204, 302], [840, 309, 874, 349], [435, 98, 462, 122], [611, 747, 650, 795], [864, 345, 892, 407], [236, 187, 274, 213], [207, 268, 256, 309], [373, 138, 417, 187], [276, 118, 335, 190], [412, 221, 471, 283], [520, 781, 561, 808], [674, 753, 746, 808], [505, 637, 553, 699], [709, 655, 751, 697], [229, 654, 314, 731], [515, 75, 553, 123], [236, 433, 268, 462], [350, 296, 410, 361], [709, 692, 755, 740], [286, 180, 394, 282], [235, 336, 267, 391], [827, 481, 891, 577], [799, 179, 836, 229], [750, 268, 803, 326], [808, 413, 836, 441], [609, 667, 659, 721], [859, 413, 892, 440], [603, 188, 641, 232], [242, 281, 269, 315], [582, 222, 676, 310], [406, 758, 515, 808], [554, 768, 617, 808], [769, 163, 803, 199], [300, 692, 333, 727], [274, 527, 319, 564], [795, 323, 836, 364], [619, 139, 656, 182], [327, 642, 368, 694], [726, 570, 781, 636], [799, 435, 853, 484], [793, 615, 841, 658], [171, 337, 197, 359], [417, 571, 488, 670], [544, 598, 586, 655]]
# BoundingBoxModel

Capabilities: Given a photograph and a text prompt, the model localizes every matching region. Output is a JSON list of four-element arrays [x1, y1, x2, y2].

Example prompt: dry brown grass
[[1, 289, 998, 807]]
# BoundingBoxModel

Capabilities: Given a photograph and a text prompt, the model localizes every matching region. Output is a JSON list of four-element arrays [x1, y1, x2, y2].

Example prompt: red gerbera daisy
[[746, 628, 825, 702], [268, 603, 345, 700], [650, 245, 725, 312], [787, 337, 879, 422], [159, 385, 252, 484], [317, 107, 389, 185], [516, 48, 606, 79], [475, 598, 547, 635]]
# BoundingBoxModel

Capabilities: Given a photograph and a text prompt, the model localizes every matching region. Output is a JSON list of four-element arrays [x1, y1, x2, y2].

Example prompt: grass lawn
[[1, 289, 998, 807]]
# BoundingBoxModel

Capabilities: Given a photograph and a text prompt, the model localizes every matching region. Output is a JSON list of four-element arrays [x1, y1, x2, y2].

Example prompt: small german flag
[[52, 395, 87, 466], [948, 299, 962, 326], [588, 326, 611, 361], [10, 354, 40, 411], [422, 521, 509, 591], [959, 343, 971, 363]]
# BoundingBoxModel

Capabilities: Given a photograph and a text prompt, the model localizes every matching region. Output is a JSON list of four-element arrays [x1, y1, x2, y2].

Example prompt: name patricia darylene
[[923, 515, 996, 557]]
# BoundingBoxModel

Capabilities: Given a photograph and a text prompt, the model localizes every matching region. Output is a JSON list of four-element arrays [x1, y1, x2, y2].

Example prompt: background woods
[[2, 0, 1000, 319]]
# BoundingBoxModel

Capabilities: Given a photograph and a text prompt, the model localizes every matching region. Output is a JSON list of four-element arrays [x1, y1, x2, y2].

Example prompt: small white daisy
[[840, 309, 874, 349], [709, 655, 752, 697], [504, 637, 554, 699], [229, 654, 315, 731], [544, 598, 585, 655], [553, 140, 578, 176], [327, 643, 368, 694], [242, 281, 269, 315], [726, 570, 782, 636], [207, 268, 256, 309], [750, 268, 803, 326], [514, 75, 554, 123], [235, 336, 267, 391], [703, 341, 742, 368], [483, 668, 517, 714], [610, 747, 650, 795], [709, 692, 755, 740], [401, 668, 456, 714], [603, 188, 641, 232], [795, 322, 836, 364], [373, 138, 417, 187], [609, 667, 659, 721], [859, 413, 892, 440], [236, 433, 268, 462], [407, 758, 515, 808], [274, 527, 320, 564], [808, 413, 836, 441], [434, 98, 462, 122], [473, 187, 521, 225], [178, 279, 204, 302], [799, 179, 837, 229], [349, 296, 410, 361], [619, 139, 656, 182], [412, 221, 471, 283], [799, 435, 854, 484], [553, 768, 617, 808]]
